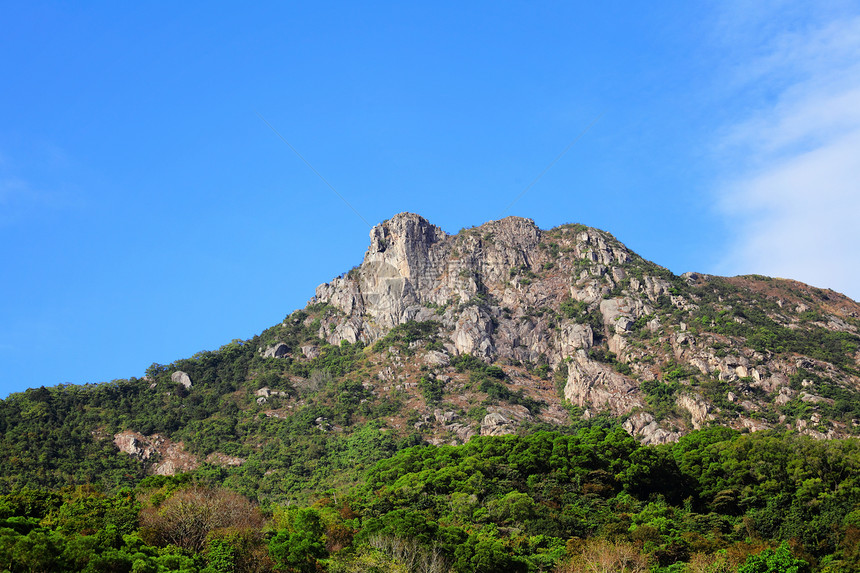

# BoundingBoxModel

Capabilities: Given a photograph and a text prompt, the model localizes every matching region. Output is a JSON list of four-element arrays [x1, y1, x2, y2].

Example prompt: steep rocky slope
[[300, 212, 860, 444]]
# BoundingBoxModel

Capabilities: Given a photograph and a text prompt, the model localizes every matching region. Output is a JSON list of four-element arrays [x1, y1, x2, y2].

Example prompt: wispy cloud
[[713, 5, 860, 300]]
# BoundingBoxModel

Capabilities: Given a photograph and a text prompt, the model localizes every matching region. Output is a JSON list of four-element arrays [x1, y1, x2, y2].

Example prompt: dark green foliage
[[372, 320, 441, 354], [4, 238, 860, 571], [630, 313, 654, 336], [641, 379, 680, 420], [453, 529, 529, 573], [534, 363, 551, 379], [587, 347, 633, 376], [509, 265, 537, 282], [553, 363, 569, 396], [0, 487, 205, 573], [269, 508, 327, 572], [451, 354, 544, 412], [739, 542, 809, 573], [450, 353, 490, 373], [354, 428, 860, 571], [0, 311, 405, 504], [0, 384, 149, 491], [790, 369, 860, 424], [419, 375, 445, 405], [476, 378, 543, 413], [662, 363, 699, 382], [292, 339, 365, 378], [560, 298, 587, 319], [560, 298, 603, 332], [0, 429, 856, 571]]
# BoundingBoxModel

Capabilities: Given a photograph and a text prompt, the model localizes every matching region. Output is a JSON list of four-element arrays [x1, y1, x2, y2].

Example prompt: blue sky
[[2, 1, 860, 397]]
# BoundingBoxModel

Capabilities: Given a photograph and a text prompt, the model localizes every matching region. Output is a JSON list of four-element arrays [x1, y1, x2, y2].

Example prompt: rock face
[[302, 212, 860, 443], [434, 409, 478, 443], [254, 386, 289, 404], [623, 412, 681, 445], [113, 431, 199, 476], [481, 405, 533, 436], [262, 343, 289, 358], [313, 213, 544, 359], [114, 431, 245, 475], [564, 350, 644, 416], [310, 213, 667, 436], [171, 371, 192, 389], [676, 394, 713, 430]]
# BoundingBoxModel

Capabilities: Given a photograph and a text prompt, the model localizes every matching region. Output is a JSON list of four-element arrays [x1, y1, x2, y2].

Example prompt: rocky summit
[[304, 212, 860, 444]]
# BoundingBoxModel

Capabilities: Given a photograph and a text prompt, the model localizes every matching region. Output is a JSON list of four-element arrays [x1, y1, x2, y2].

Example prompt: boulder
[[263, 343, 289, 358], [171, 371, 192, 389]]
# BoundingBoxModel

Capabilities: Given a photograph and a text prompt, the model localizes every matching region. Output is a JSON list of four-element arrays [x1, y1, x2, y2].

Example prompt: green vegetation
[[0, 311, 410, 499], [510, 265, 538, 286], [641, 379, 681, 420], [560, 298, 603, 333], [789, 369, 860, 425], [0, 429, 857, 571], [689, 279, 860, 370], [372, 320, 443, 354], [587, 347, 633, 376], [419, 375, 445, 405], [452, 354, 544, 413]]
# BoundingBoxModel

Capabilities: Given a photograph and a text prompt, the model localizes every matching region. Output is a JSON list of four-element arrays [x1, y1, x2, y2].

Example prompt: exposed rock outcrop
[[676, 393, 713, 430], [113, 431, 198, 476], [262, 342, 289, 358], [623, 412, 681, 445], [113, 431, 245, 475], [298, 212, 860, 443], [171, 371, 192, 389], [481, 405, 533, 436], [564, 350, 644, 416]]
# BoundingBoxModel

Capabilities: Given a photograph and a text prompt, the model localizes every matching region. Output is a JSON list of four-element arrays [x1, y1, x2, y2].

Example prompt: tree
[[11, 529, 67, 573], [738, 542, 809, 573], [269, 508, 327, 572], [453, 529, 528, 573], [559, 538, 648, 573], [140, 486, 264, 554]]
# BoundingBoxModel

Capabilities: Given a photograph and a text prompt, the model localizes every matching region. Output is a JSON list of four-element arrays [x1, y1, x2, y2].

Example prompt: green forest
[[2, 427, 859, 572]]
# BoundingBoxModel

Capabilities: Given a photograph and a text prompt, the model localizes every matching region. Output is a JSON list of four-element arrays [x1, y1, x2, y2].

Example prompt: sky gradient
[[2, 1, 860, 397]]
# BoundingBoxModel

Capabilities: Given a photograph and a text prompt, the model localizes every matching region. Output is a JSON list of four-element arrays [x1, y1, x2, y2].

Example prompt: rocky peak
[[366, 212, 446, 281], [304, 213, 860, 444], [313, 213, 545, 345]]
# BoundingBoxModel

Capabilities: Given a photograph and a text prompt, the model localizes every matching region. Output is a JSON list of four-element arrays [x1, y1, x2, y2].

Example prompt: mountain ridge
[[297, 212, 860, 444]]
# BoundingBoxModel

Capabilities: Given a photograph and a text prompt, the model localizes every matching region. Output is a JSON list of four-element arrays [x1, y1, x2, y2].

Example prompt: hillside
[[308, 213, 860, 444], [2, 212, 860, 572], [2, 213, 860, 494]]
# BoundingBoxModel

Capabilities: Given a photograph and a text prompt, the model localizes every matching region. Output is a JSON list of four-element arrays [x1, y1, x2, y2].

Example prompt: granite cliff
[[299, 213, 860, 444]]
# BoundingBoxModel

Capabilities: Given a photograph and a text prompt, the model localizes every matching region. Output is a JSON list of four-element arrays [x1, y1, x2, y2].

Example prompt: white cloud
[[714, 8, 860, 300]]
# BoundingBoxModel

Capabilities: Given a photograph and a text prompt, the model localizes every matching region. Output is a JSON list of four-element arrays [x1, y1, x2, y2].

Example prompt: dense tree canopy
[[0, 428, 857, 572]]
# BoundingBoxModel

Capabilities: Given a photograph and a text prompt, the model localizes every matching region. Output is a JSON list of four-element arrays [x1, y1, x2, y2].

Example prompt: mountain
[[2, 212, 860, 572], [308, 212, 860, 443], [1, 211, 859, 494]]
